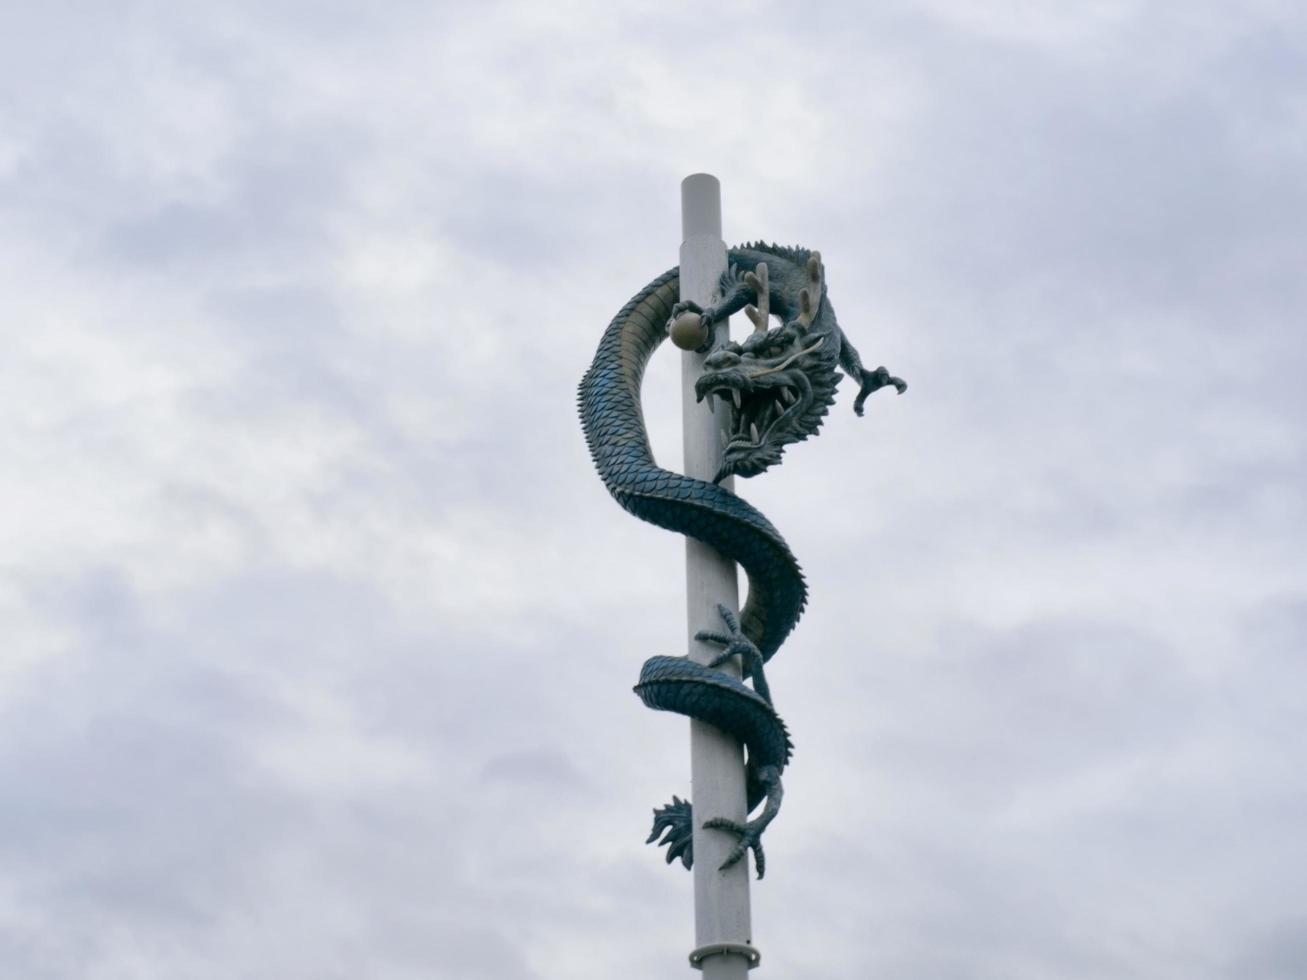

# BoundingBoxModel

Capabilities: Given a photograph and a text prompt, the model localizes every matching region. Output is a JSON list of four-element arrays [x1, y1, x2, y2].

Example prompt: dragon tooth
[[732, 389, 741, 410], [750, 422, 760, 443], [706, 392, 716, 414], [720, 428, 729, 449]]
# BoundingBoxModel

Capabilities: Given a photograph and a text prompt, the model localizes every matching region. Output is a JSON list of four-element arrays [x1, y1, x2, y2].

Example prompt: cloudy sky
[[2, 2, 1304, 977]]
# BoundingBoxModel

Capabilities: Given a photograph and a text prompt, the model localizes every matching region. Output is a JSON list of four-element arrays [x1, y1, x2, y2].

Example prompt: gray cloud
[[0, 2, 1303, 978]]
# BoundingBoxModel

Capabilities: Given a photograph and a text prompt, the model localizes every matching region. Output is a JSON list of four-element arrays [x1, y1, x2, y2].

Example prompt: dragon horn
[[743, 262, 770, 333]]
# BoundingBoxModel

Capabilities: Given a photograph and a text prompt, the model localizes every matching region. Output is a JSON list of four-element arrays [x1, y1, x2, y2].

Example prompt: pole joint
[[688, 942, 761, 971]]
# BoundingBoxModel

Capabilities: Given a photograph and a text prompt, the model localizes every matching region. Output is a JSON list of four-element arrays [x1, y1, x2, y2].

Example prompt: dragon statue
[[579, 243, 905, 878]]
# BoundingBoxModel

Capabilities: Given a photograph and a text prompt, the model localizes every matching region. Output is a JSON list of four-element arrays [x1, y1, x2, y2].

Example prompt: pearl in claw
[[669, 312, 709, 351]]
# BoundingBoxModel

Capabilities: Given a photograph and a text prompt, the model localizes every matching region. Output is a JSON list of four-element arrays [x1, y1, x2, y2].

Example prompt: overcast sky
[[1, 2, 1304, 978]]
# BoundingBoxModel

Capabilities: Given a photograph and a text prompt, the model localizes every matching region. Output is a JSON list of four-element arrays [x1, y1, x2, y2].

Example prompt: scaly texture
[[578, 245, 904, 877]]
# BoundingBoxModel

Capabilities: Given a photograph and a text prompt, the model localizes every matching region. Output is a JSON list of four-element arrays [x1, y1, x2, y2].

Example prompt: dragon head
[[694, 319, 839, 483]]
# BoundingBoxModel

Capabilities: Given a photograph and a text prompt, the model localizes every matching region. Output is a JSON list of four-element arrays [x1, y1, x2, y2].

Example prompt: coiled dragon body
[[579, 243, 904, 877]]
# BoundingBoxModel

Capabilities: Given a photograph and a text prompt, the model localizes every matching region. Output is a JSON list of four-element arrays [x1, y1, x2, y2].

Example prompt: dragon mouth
[[695, 371, 810, 481]]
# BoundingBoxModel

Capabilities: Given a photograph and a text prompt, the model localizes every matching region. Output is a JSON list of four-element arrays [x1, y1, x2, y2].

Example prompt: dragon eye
[[746, 326, 795, 357]]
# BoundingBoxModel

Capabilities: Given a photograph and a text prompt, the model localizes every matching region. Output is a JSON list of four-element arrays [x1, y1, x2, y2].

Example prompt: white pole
[[679, 174, 758, 977]]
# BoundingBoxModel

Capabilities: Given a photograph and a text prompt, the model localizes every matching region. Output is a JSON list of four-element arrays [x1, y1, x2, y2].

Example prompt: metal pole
[[679, 174, 757, 977]]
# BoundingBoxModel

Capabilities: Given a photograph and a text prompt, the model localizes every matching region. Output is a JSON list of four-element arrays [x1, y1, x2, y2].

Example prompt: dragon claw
[[697, 604, 763, 677], [694, 629, 732, 647], [706, 650, 739, 670], [669, 300, 703, 321], [703, 816, 767, 879], [669, 299, 720, 332], [694, 603, 773, 702], [702, 817, 746, 835], [853, 365, 908, 416]]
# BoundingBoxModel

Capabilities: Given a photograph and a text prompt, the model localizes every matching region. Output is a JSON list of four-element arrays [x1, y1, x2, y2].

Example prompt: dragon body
[[579, 243, 904, 877]]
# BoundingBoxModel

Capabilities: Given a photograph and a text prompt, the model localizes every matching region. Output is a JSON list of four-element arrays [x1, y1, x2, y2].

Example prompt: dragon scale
[[579, 244, 904, 877]]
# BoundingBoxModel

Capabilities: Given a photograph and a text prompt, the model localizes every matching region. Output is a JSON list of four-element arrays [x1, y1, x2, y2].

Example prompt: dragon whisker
[[749, 337, 826, 379]]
